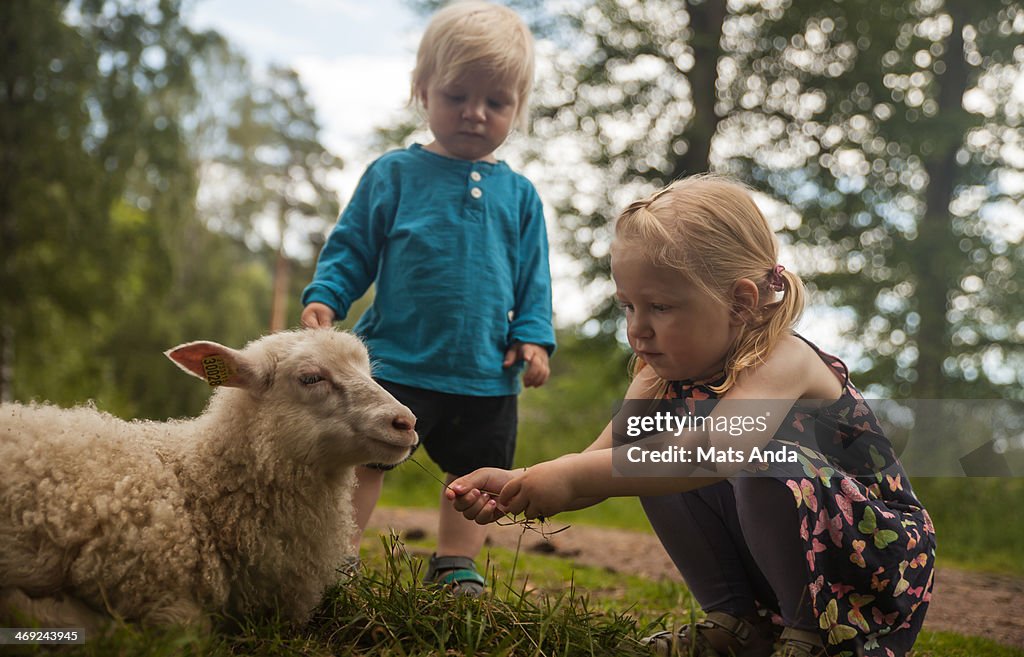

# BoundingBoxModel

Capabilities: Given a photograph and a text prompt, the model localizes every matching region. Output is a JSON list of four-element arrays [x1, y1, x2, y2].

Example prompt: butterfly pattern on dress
[[665, 335, 936, 657]]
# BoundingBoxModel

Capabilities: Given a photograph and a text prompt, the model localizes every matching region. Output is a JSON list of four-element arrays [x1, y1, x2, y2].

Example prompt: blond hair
[[614, 174, 806, 394], [411, 0, 535, 132]]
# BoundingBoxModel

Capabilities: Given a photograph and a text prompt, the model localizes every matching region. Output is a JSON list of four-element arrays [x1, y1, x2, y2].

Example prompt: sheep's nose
[[393, 414, 415, 432]]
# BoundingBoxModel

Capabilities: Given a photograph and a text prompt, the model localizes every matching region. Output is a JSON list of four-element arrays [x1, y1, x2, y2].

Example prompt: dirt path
[[370, 507, 1024, 649]]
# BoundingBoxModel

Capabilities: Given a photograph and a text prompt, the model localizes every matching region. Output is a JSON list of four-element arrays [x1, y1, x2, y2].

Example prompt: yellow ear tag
[[201, 355, 234, 387]]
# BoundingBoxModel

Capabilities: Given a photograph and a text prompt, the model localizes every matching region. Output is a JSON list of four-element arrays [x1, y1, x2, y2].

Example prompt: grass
[[909, 478, 1024, 576], [10, 535, 1021, 657], [314, 534, 654, 656], [912, 632, 1024, 657]]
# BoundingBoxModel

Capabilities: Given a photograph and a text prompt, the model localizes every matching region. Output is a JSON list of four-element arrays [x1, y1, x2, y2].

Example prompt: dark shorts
[[369, 379, 517, 477]]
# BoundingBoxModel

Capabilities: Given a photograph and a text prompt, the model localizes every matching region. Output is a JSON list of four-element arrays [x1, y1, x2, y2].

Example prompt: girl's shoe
[[641, 610, 777, 656], [770, 628, 826, 657], [422, 554, 485, 597]]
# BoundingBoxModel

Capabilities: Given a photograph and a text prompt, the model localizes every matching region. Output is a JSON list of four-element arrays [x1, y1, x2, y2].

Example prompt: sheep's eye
[[298, 374, 325, 386]]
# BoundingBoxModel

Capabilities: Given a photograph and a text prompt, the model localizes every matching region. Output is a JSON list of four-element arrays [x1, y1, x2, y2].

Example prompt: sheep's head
[[165, 329, 418, 472]]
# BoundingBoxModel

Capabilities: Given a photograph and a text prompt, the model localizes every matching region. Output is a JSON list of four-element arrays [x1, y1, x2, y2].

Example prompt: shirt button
[[470, 171, 482, 182], [470, 187, 483, 199]]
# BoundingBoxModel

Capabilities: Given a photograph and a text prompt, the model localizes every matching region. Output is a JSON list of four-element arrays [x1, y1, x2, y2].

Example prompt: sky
[[188, 0, 420, 171]]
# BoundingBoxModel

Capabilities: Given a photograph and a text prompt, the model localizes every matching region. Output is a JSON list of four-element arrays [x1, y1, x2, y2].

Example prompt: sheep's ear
[[165, 341, 257, 388]]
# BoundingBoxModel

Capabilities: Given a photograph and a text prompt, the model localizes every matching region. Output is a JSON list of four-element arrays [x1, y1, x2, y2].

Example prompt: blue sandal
[[423, 554, 485, 597]]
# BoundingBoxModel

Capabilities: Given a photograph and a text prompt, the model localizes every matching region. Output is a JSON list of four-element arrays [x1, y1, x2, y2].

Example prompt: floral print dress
[[664, 336, 936, 657]]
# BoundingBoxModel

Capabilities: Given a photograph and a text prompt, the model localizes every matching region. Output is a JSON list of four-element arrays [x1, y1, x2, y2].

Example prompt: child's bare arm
[[448, 363, 665, 523]]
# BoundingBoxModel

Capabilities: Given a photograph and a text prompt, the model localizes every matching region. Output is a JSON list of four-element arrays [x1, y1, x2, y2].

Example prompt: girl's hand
[[301, 302, 336, 328], [497, 459, 576, 520], [503, 342, 551, 388], [447, 467, 519, 525]]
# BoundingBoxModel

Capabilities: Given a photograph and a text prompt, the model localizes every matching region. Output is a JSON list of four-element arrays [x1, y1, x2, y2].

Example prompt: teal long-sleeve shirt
[[302, 144, 555, 396]]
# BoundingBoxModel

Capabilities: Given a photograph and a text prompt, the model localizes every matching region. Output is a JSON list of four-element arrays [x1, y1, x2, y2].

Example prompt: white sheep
[[0, 328, 417, 631]]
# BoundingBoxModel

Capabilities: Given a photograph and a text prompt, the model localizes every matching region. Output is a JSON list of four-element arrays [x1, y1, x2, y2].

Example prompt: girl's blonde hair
[[411, 1, 535, 132], [614, 174, 806, 394]]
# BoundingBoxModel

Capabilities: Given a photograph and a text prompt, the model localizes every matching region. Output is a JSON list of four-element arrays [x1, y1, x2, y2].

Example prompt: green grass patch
[[315, 533, 655, 656], [912, 630, 1024, 657], [10, 535, 1021, 656], [383, 530, 696, 624], [910, 478, 1024, 576]]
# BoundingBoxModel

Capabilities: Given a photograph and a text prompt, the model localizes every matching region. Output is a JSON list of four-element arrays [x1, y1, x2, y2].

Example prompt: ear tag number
[[201, 355, 233, 387]]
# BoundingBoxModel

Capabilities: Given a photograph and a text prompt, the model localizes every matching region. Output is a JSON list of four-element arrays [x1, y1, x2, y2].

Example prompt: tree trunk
[[0, 326, 12, 403], [910, 3, 972, 399], [670, 0, 727, 178], [0, 182, 15, 402], [269, 245, 290, 333], [0, 14, 17, 402]]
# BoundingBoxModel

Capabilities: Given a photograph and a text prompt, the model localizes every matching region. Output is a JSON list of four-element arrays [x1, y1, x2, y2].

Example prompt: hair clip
[[767, 264, 786, 292]]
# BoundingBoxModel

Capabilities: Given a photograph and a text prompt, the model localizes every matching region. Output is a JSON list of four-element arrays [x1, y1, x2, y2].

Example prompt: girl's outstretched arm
[[447, 365, 665, 524], [451, 447, 724, 522], [450, 337, 836, 522], [496, 450, 724, 519]]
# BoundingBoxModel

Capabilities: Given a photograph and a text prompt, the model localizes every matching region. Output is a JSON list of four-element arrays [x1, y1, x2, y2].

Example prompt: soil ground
[[371, 507, 1024, 649]]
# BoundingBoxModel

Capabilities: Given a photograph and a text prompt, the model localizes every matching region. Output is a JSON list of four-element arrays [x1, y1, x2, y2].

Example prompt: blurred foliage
[[199, 58, 340, 331], [565, 0, 1020, 400], [402, 0, 1024, 400], [911, 477, 1024, 574], [0, 0, 1017, 479], [0, 0, 336, 418], [718, 0, 1024, 399]]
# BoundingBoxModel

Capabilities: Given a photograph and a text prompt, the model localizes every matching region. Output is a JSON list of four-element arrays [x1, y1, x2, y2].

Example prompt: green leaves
[[1, 1, 328, 416], [398, 0, 1024, 400]]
